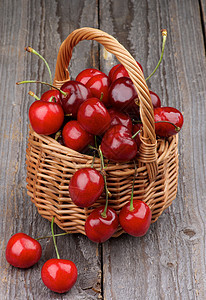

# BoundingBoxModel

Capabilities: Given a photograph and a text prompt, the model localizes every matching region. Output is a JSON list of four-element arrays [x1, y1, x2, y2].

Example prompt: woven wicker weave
[[26, 27, 179, 237]]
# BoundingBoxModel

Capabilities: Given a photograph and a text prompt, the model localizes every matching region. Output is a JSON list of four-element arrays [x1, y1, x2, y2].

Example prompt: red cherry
[[132, 123, 142, 148], [108, 108, 133, 131], [149, 90, 161, 108], [108, 77, 139, 117], [62, 120, 93, 152], [119, 200, 151, 237], [77, 98, 111, 135], [76, 68, 104, 85], [41, 258, 78, 293], [85, 74, 111, 107], [111, 62, 143, 82], [69, 168, 104, 208], [29, 101, 64, 135], [85, 206, 119, 243], [108, 64, 121, 81], [6, 233, 42, 268], [101, 125, 138, 162], [60, 81, 92, 117], [40, 89, 62, 104], [154, 107, 184, 137]]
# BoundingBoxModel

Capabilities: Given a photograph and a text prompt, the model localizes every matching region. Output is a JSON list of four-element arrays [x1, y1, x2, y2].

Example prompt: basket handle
[[53, 27, 158, 181]]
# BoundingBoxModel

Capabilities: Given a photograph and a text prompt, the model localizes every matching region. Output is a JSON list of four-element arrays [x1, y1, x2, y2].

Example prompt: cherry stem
[[35, 232, 69, 240], [25, 46, 52, 85], [54, 130, 61, 141], [99, 92, 104, 101], [146, 29, 167, 81], [132, 129, 142, 139], [129, 162, 137, 211], [98, 146, 110, 218], [28, 91, 40, 100], [155, 121, 180, 132], [51, 217, 60, 259], [16, 80, 67, 96], [48, 96, 56, 103]]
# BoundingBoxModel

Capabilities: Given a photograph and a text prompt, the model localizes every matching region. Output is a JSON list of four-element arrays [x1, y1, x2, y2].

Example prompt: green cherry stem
[[129, 162, 137, 211], [51, 217, 60, 259], [155, 121, 180, 132], [99, 146, 110, 218], [25, 46, 53, 85], [146, 29, 167, 81], [132, 129, 142, 139], [28, 91, 40, 100], [16, 80, 67, 96], [35, 232, 69, 241]]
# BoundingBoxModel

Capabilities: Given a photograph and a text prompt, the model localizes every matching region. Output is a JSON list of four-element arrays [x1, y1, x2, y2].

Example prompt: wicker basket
[[26, 27, 179, 237]]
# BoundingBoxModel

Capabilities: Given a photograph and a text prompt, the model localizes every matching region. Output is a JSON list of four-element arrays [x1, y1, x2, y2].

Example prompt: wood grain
[[0, 0, 205, 299]]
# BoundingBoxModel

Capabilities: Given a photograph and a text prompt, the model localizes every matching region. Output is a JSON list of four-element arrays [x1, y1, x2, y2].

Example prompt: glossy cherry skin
[[85, 74, 111, 107], [119, 200, 152, 237], [85, 206, 119, 243], [108, 64, 121, 81], [62, 120, 93, 152], [29, 101, 64, 135], [40, 90, 62, 104], [108, 77, 139, 116], [60, 81, 92, 117], [41, 259, 78, 293], [154, 107, 184, 137], [111, 62, 143, 82], [108, 108, 133, 132], [149, 90, 161, 108], [77, 98, 111, 135], [76, 68, 104, 85], [6, 233, 42, 268], [101, 125, 138, 162], [132, 123, 143, 148], [69, 168, 104, 207]]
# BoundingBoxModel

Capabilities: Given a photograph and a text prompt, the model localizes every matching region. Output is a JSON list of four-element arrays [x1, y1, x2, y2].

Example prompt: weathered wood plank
[[0, 0, 102, 299], [99, 0, 206, 299]]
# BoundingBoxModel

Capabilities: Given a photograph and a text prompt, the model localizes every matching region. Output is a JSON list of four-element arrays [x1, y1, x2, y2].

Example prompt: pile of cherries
[[10, 42, 184, 294]]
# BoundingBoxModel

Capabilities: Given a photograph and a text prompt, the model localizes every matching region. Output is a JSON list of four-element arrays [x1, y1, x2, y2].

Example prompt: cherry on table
[[5, 233, 42, 268], [69, 167, 104, 208], [77, 97, 111, 136], [101, 125, 138, 162], [85, 206, 119, 243], [62, 120, 93, 152]]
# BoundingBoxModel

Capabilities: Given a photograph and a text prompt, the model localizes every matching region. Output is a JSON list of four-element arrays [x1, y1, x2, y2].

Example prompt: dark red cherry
[[62, 120, 93, 152], [60, 81, 92, 117], [132, 123, 142, 148], [41, 258, 78, 293], [154, 107, 184, 137], [40, 89, 62, 104], [111, 62, 143, 82], [108, 77, 139, 116], [108, 64, 121, 81], [149, 90, 161, 108], [85, 74, 110, 107], [119, 200, 151, 237], [85, 206, 119, 243], [101, 125, 138, 162], [108, 108, 133, 131], [69, 168, 104, 208], [29, 101, 64, 135], [77, 98, 111, 136], [76, 68, 104, 85], [6, 233, 42, 268]]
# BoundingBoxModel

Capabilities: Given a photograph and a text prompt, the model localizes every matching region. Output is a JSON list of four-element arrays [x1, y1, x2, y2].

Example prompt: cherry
[[40, 89, 62, 104], [111, 62, 143, 82], [108, 77, 139, 117], [119, 200, 151, 237], [154, 107, 184, 137], [62, 120, 93, 152], [41, 258, 78, 294], [108, 64, 121, 81], [85, 74, 111, 107], [85, 206, 119, 243], [29, 100, 64, 135], [101, 125, 138, 162], [108, 108, 133, 132], [60, 80, 92, 117], [77, 98, 111, 136], [69, 168, 104, 207], [132, 123, 142, 148], [6, 233, 42, 268], [149, 90, 161, 108], [76, 68, 104, 85]]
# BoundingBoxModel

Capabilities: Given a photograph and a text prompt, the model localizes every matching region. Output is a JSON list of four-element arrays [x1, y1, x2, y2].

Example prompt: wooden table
[[0, 0, 205, 299]]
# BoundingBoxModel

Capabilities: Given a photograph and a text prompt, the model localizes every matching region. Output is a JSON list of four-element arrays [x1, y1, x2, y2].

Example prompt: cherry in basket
[[109, 62, 143, 82], [108, 108, 133, 132], [76, 68, 105, 85]]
